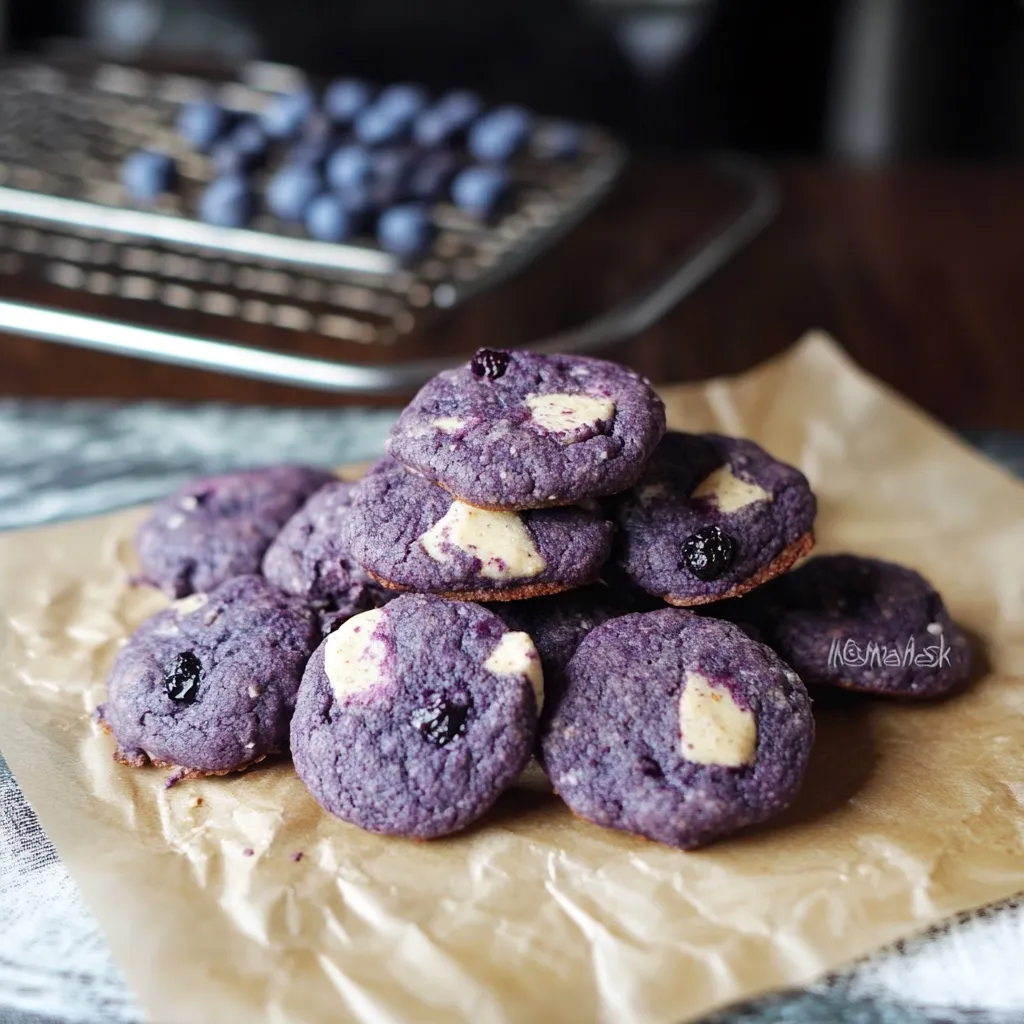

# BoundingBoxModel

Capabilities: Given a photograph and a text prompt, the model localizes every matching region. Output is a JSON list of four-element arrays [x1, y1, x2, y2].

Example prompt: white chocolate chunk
[[171, 593, 208, 616], [691, 465, 771, 514], [525, 393, 615, 440], [431, 416, 466, 433], [678, 671, 757, 767], [324, 608, 388, 702], [418, 502, 546, 580], [484, 631, 544, 713]]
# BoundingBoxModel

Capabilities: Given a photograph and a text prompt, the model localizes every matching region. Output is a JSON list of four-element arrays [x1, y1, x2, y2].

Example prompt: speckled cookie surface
[[262, 480, 392, 631], [741, 555, 972, 698], [542, 609, 814, 849], [136, 464, 336, 597], [99, 575, 319, 778], [386, 349, 666, 510], [614, 432, 816, 605], [290, 594, 541, 838], [346, 456, 614, 600]]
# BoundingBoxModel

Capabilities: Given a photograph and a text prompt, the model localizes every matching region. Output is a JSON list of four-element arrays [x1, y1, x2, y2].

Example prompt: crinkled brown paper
[[1, 332, 1023, 1024]]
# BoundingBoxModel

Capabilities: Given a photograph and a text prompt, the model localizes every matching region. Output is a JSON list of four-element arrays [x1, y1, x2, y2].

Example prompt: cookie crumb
[[194, 797, 204, 807]]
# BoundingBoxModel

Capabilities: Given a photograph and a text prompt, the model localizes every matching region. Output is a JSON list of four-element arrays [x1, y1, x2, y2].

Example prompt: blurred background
[[0, 0, 1021, 427], [6, 0, 1024, 160]]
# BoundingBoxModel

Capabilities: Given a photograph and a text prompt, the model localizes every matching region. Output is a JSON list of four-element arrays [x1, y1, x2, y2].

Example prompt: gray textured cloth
[[0, 401, 1022, 1024]]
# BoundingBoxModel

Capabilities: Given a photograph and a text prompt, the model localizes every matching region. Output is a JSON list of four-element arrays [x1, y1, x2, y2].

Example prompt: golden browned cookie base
[[434, 478, 584, 512], [823, 677, 955, 701], [663, 531, 815, 608], [366, 570, 585, 603], [105, 722, 270, 780]]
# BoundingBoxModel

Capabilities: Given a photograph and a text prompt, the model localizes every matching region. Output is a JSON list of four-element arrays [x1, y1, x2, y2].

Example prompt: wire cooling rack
[[0, 56, 777, 393]]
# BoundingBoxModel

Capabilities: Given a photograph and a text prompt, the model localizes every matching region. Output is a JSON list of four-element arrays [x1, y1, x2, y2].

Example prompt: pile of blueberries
[[120, 79, 583, 258]]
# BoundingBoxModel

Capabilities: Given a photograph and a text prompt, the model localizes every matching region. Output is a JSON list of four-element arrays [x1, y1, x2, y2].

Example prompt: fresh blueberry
[[467, 106, 533, 163], [176, 100, 232, 153], [260, 88, 316, 139], [408, 150, 461, 201], [322, 78, 373, 123], [289, 135, 334, 170], [372, 148, 415, 191], [353, 104, 410, 147], [413, 91, 482, 148], [303, 110, 336, 142], [435, 89, 483, 126], [370, 175, 411, 211], [451, 165, 512, 218], [305, 193, 359, 242], [197, 175, 255, 228], [121, 150, 176, 202], [533, 120, 583, 160], [211, 119, 267, 174], [266, 164, 324, 221], [377, 203, 435, 257], [289, 116, 337, 170], [375, 83, 429, 121], [326, 145, 374, 191], [412, 109, 452, 148]]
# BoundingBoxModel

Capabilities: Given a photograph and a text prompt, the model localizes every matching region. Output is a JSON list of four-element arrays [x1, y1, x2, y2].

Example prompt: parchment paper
[[1, 332, 1023, 1024]]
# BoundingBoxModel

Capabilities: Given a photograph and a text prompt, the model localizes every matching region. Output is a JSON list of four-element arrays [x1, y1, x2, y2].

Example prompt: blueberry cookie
[[542, 609, 814, 849], [346, 457, 613, 601], [136, 465, 336, 597], [740, 554, 972, 698], [387, 349, 666, 510], [291, 594, 542, 838], [99, 575, 319, 780], [614, 432, 816, 606], [262, 480, 393, 632]]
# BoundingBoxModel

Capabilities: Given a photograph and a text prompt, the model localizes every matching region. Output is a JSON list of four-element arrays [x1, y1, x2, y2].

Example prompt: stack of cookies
[[101, 349, 972, 850]]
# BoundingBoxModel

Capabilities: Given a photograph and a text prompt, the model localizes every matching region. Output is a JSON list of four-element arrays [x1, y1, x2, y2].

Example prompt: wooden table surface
[[2, 162, 1021, 430]]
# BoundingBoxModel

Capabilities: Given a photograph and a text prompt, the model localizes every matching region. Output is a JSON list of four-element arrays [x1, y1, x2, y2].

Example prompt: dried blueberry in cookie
[[290, 595, 541, 838]]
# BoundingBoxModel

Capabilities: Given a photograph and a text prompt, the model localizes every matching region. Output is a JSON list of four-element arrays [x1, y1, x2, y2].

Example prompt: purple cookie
[[136, 465, 336, 597], [262, 480, 393, 632], [740, 554, 972, 698], [387, 349, 666, 510], [347, 456, 614, 601], [613, 432, 816, 606], [290, 594, 542, 838], [542, 609, 814, 849], [99, 575, 319, 780]]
